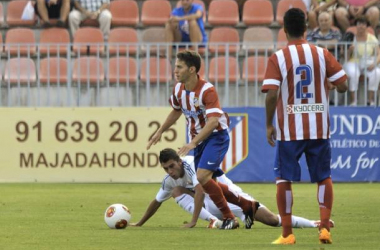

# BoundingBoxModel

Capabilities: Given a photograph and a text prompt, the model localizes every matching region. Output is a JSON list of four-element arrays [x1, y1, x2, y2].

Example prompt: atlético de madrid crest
[[221, 113, 249, 173], [193, 97, 199, 108]]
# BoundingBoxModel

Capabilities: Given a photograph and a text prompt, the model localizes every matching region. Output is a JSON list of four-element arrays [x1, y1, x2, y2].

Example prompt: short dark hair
[[176, 50, 201, 73], [159, 148, 180, 164], [284, 8, 306, 38], [354, 16, 369, 26]]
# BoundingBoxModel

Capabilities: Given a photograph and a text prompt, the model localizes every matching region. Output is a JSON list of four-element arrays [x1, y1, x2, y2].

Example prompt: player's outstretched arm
[[183, 184, 205, 228], [130, 199, 162, 227], [147, 109, 182, 150]]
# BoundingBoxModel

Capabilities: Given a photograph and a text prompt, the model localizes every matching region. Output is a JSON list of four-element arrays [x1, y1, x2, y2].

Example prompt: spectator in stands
[[35, 0, 73, 27], [308, 11, 343, 105], [334, 0, 380, 32], [165, 0, 207, 53], [307, 11, 341, 54], [68, 0, 112, 39], [308, 0, 337, 30], [343, 16, 380, 106]]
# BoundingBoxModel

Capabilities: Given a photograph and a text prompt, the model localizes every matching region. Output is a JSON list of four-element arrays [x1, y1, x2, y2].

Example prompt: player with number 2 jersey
[[262, 8, 348, 245]]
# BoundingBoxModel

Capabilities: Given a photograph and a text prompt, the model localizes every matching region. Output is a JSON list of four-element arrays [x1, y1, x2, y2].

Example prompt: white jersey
[[155, 156, 198, 202], [155, 156, 252, 203]]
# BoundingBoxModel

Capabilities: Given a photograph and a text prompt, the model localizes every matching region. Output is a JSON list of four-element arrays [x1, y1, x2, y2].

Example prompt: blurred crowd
[[25, 0, 380, 106]]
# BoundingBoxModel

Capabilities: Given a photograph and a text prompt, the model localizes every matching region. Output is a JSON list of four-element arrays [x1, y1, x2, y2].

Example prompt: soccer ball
[[104, 203, 132, 229]]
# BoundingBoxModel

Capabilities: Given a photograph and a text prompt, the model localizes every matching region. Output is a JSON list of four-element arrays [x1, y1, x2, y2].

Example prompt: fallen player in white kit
[[131, 149, 334, 229]]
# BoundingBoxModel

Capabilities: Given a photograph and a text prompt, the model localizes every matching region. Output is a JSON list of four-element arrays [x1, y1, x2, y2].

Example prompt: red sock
[[317, 177, 333, 231], [276, 180, 293, 237], [218, 182, 252, 213], [202, 179, 234, 219]]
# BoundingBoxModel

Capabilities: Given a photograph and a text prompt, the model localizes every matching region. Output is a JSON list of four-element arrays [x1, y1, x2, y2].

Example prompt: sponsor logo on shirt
[[182, 108, 203, 118], [287, 104, 325, 114]]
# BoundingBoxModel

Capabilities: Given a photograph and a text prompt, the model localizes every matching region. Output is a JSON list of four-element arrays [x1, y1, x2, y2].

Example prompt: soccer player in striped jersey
[[131, 148, 333, 229], [147, 51, 259, 230], [262, 8, 348, 245]]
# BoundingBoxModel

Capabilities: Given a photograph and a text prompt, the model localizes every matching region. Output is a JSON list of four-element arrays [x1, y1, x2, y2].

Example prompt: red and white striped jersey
[[262, 39, 347, 141], [169, 78, 229, 141]]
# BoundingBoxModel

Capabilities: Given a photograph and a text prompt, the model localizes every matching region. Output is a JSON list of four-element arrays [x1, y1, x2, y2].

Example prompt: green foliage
[[0, 183, 379, 250]]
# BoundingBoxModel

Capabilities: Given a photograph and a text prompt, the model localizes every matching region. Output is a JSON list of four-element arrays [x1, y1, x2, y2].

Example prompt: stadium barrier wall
[[224, 107, 380, 182], [0, 107, 379, 183], [0, 107, 186, 183]]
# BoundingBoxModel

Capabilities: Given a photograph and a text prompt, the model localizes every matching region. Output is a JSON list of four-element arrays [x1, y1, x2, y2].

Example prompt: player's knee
[[267, 213, 280, 227], [196, 173, 207, 185]]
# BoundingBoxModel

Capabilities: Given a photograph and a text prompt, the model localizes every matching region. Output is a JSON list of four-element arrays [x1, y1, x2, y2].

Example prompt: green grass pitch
[[0, 183, 379, 250]]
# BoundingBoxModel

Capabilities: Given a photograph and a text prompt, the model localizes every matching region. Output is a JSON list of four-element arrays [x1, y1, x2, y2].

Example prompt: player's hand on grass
[[147, 131, 162, 150], [266, 125, 276, 147], [182, 221, 196, 228]]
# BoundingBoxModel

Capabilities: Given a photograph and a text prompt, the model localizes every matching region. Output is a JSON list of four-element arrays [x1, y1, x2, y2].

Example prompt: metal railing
[[0, 41, 379, 107]]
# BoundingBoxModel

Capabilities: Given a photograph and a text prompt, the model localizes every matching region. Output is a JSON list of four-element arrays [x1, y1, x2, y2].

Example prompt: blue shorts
[[194, 130, 229, 178], [274, 139, 331, 183]]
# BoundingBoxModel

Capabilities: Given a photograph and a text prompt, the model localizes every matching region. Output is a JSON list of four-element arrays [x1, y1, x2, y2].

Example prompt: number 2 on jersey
[[295, 65, 313, 100]]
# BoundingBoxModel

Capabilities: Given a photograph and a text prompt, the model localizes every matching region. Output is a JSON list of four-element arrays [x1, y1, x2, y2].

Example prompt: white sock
[[175, 194, 218, 222], [277, 214, 316, 228]]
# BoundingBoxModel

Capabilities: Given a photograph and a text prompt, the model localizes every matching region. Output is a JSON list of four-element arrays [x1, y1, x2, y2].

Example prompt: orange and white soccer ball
[[104, 204, 132, 229]]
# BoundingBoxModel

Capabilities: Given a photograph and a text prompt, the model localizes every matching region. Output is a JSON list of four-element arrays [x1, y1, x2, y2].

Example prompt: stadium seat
[[141, 0, 171, 26], [39, 28, 70, 56], [140, 57, 172, 83], [4, 58, 36, 84], [209, 27, 240, 54], [242, 0, 274, 25], [108, 57, 137, 84], [108, 28, 138, 55], [5, 28, 36, 56], [346, 26, 375, 35], [276, 0, 307, 25], [176, 0, 206, 22], [243, 27, 274, 54], [208, 0, 239, 26], [242, 56, 268, 82], [73, 27, 104, 55], [39, 57, 68, 84], [141, 27, 170, 56], [7, 0, 36, 26], [208, 56, 240, 83], [110, 0, 139, 26], [72, 57, 104, 84]]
